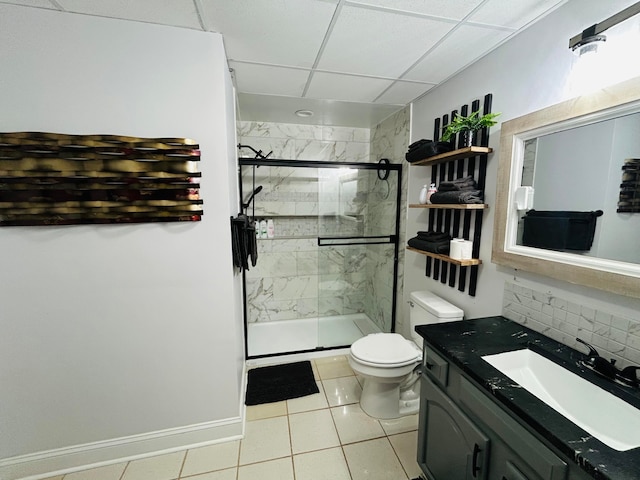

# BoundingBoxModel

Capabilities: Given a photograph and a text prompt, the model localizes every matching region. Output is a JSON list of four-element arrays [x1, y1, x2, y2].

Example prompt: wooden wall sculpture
[[0, 132, 202, 226]]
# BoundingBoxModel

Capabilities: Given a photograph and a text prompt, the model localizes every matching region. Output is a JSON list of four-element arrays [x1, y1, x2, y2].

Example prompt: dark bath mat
[[245, 360, 319, 406]]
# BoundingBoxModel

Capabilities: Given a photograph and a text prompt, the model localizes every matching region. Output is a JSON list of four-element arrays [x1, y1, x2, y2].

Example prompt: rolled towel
[[430, 190, 484, 204], [437, 175, 477, 192], [416, 231, 451, 242]]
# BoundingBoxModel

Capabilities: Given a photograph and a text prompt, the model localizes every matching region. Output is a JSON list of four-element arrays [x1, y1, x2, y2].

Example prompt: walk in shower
[[239, 158, 401, 358]]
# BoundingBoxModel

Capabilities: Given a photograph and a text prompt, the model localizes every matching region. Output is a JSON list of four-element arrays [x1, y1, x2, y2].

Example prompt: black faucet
[[576, 338, 639, 387], [576, 338, 620, 379]]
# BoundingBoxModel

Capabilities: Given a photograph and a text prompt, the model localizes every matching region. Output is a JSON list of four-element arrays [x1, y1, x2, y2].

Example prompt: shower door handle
[[318, 235, 396, 246]]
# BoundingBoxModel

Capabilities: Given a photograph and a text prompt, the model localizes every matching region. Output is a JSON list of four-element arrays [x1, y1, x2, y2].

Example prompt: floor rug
[[245, 360, 319, 406]]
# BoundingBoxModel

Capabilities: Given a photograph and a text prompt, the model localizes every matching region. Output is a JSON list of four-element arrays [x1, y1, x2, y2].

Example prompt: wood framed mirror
[[492, 76, 640, 298]]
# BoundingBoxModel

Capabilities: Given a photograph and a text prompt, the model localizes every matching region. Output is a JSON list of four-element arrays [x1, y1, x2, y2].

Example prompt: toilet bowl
[[349, 291, 463, 419]]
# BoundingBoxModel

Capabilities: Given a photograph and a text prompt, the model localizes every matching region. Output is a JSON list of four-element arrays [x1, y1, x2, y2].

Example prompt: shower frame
[[238, 157, 402, 360]]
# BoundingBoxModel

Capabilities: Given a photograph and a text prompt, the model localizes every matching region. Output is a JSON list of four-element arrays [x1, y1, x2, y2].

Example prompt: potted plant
[[441, 111, 501, 146]]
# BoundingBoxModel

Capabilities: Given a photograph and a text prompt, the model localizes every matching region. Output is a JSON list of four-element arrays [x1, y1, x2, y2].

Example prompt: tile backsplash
[[503, 281, 640, 368]]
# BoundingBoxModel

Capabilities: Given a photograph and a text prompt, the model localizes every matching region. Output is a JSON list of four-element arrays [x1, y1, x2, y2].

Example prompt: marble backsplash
[[502, 281, 640, 368]]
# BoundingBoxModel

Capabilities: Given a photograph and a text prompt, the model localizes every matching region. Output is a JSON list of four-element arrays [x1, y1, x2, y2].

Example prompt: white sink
[[482, 348, 640, 451]]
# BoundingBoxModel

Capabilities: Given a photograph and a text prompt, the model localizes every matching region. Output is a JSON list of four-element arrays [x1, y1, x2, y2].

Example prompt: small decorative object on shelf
[[441, 111, 501, 147]]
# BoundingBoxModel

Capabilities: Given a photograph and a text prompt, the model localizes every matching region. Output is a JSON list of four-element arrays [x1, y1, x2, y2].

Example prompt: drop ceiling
[[4, 0, 568, 127]]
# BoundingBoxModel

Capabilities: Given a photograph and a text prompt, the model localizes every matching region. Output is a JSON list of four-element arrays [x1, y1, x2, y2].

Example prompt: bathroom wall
[[407, 1, 640, 337], [369, 107, 411, 334], [237, 122, 375, 325], [0, 5, 243, 478]]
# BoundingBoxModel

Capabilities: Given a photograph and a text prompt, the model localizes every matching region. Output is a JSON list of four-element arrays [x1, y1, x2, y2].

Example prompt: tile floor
[[42, 355, 422, 480]]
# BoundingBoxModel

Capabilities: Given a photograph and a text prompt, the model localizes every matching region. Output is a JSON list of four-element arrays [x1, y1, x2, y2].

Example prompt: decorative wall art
[[0, 132, 202, 226]]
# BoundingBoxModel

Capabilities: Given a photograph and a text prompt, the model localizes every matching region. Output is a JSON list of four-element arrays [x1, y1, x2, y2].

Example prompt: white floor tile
[[245, 401, 287, 421], [322, 376, 362, 407], [293, 447, 351, 480], [314, 356, 354, 379], [343, 438, 408, 480], [41, 477, 64, 480], [389, 432, 422, 479], [287, 381, 328, 413], [121, 451, 185, 480], [239, 416, 291, 465], [64, 463, 127, 480], [237, 457, 294, 480], [181, 440, 240, 477], [289, 409, 340, 454], [185, 468, 237, 480], [379, 413, 419, 435], [331, 404, 385, 444]]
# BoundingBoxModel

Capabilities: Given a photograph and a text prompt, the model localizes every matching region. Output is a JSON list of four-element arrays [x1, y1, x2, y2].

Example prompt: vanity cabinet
[[419, 374, 490, 480], [419, 342, 570, 480]]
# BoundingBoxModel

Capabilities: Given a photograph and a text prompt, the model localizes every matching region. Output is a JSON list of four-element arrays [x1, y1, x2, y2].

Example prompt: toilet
[[348, 291, 463, 419]]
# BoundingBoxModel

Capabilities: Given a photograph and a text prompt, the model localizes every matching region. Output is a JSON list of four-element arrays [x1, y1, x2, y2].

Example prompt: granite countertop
[[415, 316, 640, 480]]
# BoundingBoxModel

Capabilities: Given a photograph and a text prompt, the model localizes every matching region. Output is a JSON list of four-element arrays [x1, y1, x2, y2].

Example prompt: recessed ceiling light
[[295, 109, 314, 118]]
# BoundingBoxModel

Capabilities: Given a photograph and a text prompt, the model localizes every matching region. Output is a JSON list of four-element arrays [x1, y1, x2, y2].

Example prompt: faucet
[[576, 338, 639, 388], [576, 338, 620, 379]]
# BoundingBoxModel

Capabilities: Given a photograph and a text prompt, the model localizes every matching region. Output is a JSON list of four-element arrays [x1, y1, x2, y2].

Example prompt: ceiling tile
[[346, 0, 483, 20], [318, 5, 455, 78], [230, 62, 310, 97], [306, 71, 395, 103], [0, 0, 58, 8], [375, 81, 434, 104], [55, 0, 202, 29], [404, 25, 511, 83], [200, 0, 336, 67], [238, 93, 403, 128], [469, 0, 565, 29]]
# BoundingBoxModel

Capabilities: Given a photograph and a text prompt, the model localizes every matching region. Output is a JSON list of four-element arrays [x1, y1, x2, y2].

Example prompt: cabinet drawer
[[458, 377, 567, 480], [423, 345, 449, 387]]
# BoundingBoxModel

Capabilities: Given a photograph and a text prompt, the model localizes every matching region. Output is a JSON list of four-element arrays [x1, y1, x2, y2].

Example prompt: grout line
[[177, 449, 188, 479]]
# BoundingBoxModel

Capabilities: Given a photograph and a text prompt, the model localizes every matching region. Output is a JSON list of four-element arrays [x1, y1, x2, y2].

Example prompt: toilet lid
[[351, 333, 421, 366]]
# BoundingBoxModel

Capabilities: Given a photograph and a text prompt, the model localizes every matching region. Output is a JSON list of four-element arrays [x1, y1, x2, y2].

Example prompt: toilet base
[[359, 373, 421, 419]]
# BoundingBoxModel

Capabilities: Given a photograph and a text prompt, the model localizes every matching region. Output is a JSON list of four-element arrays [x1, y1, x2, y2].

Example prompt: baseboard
[[0, 416, 243, 480]]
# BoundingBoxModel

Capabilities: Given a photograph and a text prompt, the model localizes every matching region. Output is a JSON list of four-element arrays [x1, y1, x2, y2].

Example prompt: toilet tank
[[409, 290, 464, 345]]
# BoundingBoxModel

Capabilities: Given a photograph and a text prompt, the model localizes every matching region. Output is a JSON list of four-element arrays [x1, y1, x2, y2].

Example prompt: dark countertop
[[415, 316, 640, 480]]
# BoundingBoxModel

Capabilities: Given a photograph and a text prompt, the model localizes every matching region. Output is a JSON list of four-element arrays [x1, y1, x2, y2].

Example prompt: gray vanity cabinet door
[[418, 374, 490, 480]]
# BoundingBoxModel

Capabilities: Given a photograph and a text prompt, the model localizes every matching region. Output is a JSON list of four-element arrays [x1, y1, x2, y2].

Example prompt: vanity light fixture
[[569, 1, 640, 55], [294, 109, 314, 118]]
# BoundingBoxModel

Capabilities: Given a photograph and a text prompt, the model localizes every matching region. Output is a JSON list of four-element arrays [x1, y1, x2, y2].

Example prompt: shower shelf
[[406, 247, 482, 266], [409, 203, 488, 210]]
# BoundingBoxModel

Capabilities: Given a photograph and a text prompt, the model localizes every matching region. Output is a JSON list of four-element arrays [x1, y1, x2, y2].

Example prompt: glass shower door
[[316, 164, 400, 349]]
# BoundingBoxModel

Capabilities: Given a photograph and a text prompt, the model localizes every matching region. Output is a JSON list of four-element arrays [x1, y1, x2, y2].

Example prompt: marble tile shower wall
[[502, 281, 640, 367], [238, 121, 373, 325], [368, 107, 410, 333]]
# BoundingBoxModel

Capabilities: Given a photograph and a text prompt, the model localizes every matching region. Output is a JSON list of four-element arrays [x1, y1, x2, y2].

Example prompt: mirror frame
[[492, 76, 640, 298]]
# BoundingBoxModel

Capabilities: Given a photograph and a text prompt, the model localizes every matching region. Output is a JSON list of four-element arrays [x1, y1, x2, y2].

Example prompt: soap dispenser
[[426, 183, 437, 204], [419, 185, 429, 205]]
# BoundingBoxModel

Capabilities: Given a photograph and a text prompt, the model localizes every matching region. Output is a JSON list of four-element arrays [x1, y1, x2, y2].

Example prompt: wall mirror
[[493, 76, 640, 298]]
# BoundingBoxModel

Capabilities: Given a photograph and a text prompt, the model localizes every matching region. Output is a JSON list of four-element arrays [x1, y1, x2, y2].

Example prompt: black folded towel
[[437, 175, 477, 192], [430, 190, 484, 204], [416, 231, 451, 242], [408, 236, 451, 254], [405, 141, 453, 163]]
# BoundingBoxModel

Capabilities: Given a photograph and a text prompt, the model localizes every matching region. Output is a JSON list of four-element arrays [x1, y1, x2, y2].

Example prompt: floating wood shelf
[[409, 203, 488, 210], [406, 246, 482, 266], [410, 146, 492, 167]]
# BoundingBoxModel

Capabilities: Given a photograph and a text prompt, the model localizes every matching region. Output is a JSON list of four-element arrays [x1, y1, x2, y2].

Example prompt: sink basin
[[482, 348, 640, 451]]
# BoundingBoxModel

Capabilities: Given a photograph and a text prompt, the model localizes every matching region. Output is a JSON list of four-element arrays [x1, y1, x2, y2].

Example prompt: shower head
[[243, 185, 263, 210]]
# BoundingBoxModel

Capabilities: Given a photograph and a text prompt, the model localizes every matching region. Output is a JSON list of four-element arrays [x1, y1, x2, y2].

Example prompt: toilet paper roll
[[460, 240, 473, 260], [449, 238, 464, 260]]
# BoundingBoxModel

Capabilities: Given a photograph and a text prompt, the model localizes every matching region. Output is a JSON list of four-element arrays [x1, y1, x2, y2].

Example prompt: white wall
[[406, 0, 640, 320], [0, 5, 244, 478]]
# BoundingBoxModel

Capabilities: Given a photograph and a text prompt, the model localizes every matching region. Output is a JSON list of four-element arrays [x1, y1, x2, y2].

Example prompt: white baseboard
[[0, 416, 243, 480]]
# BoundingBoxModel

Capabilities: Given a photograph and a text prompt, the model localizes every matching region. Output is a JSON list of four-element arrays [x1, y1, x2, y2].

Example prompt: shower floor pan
[[247, 313, 382, 357]]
